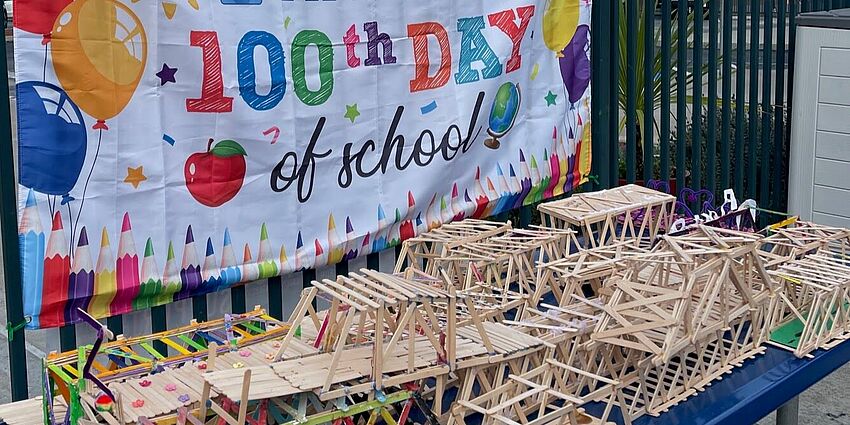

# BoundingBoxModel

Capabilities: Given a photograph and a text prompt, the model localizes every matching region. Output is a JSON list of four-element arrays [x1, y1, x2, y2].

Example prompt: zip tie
[[6, 317, 30, 341], [586, 174, 600, 185], [752, 206, 791, 217], [779, 274, 802, 285], [768, 216, 798, 231]]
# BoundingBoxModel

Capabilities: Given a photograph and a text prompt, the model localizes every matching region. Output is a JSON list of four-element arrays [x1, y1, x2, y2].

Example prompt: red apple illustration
[[184, 138, 247, 207]]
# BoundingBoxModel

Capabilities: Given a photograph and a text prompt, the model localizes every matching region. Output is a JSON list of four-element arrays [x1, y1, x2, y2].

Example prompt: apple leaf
[[211, 140, 247, 157]]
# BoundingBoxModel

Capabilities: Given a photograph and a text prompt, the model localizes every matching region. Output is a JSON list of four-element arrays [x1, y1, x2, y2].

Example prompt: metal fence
[[1, 0, 849, 402], [591, 0, 850, 212]]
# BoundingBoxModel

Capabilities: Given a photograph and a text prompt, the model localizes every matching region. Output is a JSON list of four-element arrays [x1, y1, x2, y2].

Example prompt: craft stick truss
[[591, 227, 775, 362], [399, 224, 577, 303], [768, 232, 850, 357], [394, 219, 513, 275], [12, 188, 850, 425], [537, 184, 676, 248]]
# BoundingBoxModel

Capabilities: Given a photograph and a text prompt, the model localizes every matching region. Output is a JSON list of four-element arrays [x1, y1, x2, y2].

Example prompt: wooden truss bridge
[[2, 186, 849, 425]]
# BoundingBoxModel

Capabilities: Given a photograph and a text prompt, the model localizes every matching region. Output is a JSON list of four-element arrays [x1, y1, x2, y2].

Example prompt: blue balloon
[[17, 81, 87, 196]]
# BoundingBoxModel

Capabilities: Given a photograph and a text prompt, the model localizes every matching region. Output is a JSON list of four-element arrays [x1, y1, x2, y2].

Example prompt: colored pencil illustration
[[41, 212, 69, 328], [508, 164, 526, 210], [157, 242, 181, 306], [280, 242, 291, 274], [19, 189, 45, 329], [549, 152, 561, 198], [450, 183, 466, 222], [425, 193, 440, 231], [294, 231, 305, 271], [531, 154, 547, 204], [241, 243, 260, 283], [575, 112, 591, 185], [135, 238, 161, 310], [399, 192, 416, 242], [201, 238, 222, 294], [220, 228, 242, 288], [113, 213, 140, 316], [471, 168, 490, 219], [415, 211, 426, 236], [176, 225, 202, 300], [439, 196, 453, 224], [67, 226, 93, 323], [483, 176, 500, 218], [314, 239, 326, 268], [494, 163, 513, 215], [372, 205, 388, 253], [564, 128, 577, 190], [257, 223, 278, 278], [517, 150, 533, 208], [388, 208, 402, 247], [343, 217, 358, 261], [359, 231, 372, 257], [89, 228, 116, 319], [555, 128, 569, 196], [546, 128, 559, 197], [327, 214, 344, 264]]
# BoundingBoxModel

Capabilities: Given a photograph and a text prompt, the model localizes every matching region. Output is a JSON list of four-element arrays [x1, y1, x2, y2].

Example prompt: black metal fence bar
[[591, 0, 839, 218]]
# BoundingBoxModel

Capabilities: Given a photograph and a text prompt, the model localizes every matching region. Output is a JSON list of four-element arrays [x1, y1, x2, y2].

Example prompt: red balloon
[[14, 0, 73, 37]]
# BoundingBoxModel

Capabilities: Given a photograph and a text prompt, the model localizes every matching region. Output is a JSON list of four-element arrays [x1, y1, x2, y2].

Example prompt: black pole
[[0, 22, 30, 400]]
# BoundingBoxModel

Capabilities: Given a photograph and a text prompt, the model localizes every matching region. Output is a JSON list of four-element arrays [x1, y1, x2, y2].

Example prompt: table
[[582, 339, 850, 425]]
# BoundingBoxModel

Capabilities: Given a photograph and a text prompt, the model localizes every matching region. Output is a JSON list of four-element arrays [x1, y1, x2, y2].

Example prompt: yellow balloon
[[542, 0, 580, 54], [51, 0, 147, 128]]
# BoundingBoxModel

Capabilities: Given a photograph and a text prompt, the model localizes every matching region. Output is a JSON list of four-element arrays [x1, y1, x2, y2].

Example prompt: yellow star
[[124, 166, 147, 189]]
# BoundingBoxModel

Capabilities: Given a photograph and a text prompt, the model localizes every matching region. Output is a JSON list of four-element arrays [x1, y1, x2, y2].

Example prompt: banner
[[14, 0, 592, 329]]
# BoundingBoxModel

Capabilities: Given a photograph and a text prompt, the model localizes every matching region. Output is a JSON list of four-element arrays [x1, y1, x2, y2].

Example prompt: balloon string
[[48, 195, 55, 218], [42, 43, 48, 82], [563, 85, 575, 135], [73, 129, 102, 254], [67, 202, 74, 260]]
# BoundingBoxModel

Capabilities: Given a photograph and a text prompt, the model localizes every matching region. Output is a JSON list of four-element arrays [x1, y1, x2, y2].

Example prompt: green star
[[344, 104, 360, 123], [545, 91, 557, 107]]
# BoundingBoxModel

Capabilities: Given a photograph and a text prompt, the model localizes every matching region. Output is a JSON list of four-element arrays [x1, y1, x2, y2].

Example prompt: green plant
[[617, 1, 719, 131], [669, 104, 786, 195], [615, 1, 726, 178]]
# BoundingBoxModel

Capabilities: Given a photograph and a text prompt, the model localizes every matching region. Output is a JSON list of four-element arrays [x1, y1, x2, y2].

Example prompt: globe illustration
[[485, 82, 521, 150]]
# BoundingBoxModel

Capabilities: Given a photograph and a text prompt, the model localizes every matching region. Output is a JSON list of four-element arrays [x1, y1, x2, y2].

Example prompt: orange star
[[124, 166, 147, 189]]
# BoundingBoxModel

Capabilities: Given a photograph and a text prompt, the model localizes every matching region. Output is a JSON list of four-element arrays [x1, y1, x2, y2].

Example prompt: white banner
[[14, 0, 592, 328]]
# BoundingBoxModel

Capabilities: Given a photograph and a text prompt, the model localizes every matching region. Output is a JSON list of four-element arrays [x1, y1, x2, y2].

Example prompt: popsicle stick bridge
[[2, 186, 850, 425]]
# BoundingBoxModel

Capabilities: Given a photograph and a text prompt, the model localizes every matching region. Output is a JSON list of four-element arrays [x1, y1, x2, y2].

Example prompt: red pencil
[[114, 213, 140, 315], [41, 212, 70, 328]]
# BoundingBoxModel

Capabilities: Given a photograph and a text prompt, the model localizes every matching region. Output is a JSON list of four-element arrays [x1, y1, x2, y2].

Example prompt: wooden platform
[[203, 323, 546, 403], [0, 397, 67, 425]]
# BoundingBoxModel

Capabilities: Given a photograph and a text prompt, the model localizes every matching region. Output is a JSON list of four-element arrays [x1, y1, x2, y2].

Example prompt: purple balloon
[[559, 24, 591, 104]]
